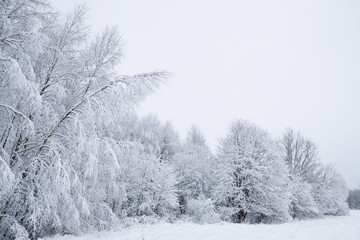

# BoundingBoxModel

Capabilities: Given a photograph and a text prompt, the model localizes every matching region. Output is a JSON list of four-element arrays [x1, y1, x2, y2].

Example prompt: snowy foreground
[[47, 210, 360, 240]]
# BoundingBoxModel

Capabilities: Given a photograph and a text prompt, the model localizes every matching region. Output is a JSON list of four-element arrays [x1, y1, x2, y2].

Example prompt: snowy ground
[[47, 210, 360, 240]]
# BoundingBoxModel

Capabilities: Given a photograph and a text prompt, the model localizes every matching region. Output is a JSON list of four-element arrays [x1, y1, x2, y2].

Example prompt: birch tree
[[0, 1, 168, 238]]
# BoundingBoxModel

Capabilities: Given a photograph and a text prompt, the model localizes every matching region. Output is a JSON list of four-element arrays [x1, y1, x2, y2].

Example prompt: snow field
[[47, 210, 360, 240]]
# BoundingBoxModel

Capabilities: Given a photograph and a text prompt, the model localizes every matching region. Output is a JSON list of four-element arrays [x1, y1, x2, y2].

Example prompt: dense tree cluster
[[0, 1, 349, 239], [347, 188, 360, 209]]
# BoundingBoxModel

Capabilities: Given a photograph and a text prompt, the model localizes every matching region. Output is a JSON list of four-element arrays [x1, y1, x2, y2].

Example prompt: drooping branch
[[0, 104, 34, 131], [34, 71, 168, 156]]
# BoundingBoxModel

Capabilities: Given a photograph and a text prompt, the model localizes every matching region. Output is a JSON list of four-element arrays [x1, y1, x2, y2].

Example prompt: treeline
[[0, 1, 349, 239], [347, 188, 360, 209]]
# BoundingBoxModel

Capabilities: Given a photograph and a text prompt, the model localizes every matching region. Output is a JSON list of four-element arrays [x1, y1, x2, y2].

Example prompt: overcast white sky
[[53, 0, 360, 188]]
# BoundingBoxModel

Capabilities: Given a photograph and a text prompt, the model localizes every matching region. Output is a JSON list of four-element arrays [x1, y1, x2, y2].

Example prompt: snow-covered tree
[[0, 1, 168, 238], [213, 120, 291, 223], [280, 129, 349, 218], [280, 129, 321, 219], [172, 126, 217, 218], [133, 115, 180, 162], [281, 129, 323, 183], [0, 1, 352, 238]]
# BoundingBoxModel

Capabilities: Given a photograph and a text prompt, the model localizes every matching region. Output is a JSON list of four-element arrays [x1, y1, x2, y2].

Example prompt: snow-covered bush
[[289, 176, 320, 219], [185, 198, 220, 224], [312, 165, 349, 216], [119, 150, 178, 218]]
